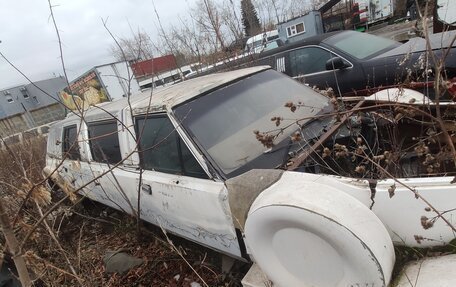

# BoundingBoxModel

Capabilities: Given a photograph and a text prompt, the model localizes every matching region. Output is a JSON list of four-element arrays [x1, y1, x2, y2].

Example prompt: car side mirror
[[326, 57, 349, 70]]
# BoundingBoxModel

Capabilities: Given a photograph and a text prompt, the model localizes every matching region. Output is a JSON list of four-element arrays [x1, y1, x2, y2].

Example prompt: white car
[[44, 66, 456, 286]]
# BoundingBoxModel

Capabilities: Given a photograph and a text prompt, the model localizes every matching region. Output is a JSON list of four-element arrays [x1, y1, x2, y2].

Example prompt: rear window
[[324, 31, 399, 60], [88, 121, 122, 164]]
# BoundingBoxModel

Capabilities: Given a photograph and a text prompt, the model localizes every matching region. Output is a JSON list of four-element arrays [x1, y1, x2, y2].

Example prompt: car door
[[81, 119, 139, 214], [284, 46, 365, 94], [57, 120, 136, 216], [134, 113, 243, 258], [59, 123, 83, 188], [59, 122, 97, 197]]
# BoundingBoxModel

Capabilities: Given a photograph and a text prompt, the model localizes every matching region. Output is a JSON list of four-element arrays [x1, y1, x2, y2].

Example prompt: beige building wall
[[0, 103, 65, 138]]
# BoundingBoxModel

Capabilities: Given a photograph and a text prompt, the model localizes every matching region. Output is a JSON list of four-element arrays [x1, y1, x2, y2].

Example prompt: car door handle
[[141, 184, 152, 195]]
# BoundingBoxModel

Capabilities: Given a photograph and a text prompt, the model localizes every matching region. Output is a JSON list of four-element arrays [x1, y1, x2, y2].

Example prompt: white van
[[244, 30, 280, 54]]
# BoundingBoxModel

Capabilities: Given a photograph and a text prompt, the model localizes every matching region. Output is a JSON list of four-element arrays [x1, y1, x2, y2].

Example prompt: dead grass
[[0, 136, 245, 286], [0, 137, 47, 190], [24, 201, 244, 286]]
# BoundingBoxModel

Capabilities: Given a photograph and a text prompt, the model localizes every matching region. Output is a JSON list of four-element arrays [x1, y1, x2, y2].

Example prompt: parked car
[[190, 30, 456, 99], [44, 67, 456, 286]]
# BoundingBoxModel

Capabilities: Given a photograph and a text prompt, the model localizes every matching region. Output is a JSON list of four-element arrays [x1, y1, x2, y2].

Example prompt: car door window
[[62, 125, 80, 160], [136, 115, 208, 179], [88, 121, 122, 164], [180, 139, 207, 178], [289, 47, 333, 76]]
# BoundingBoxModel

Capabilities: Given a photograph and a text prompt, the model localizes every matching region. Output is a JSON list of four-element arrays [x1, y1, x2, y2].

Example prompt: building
[[0, 77, 67, 137], [277, 11, 324, 44]]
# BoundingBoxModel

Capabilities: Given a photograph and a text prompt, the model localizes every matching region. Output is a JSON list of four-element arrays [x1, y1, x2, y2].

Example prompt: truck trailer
[[59, 61, 140, 111]]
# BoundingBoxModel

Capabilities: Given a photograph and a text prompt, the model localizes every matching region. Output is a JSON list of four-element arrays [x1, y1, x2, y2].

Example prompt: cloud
[[0, 0, 192, 89]]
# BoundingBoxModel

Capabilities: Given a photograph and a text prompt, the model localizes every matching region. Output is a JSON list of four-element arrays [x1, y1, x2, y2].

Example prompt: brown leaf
[[355, 165, 366, 174], [414, 235, 424, 244], [388, 184, 396, 198], [420, 216, 434, 230]]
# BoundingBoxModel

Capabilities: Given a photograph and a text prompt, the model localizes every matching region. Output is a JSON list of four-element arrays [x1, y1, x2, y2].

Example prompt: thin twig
[[34, 201, 84, 286], [159, 225, 209, 287]]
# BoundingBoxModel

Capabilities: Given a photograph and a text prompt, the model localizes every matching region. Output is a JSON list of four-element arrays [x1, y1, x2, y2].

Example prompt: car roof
[[259, 30, 398, 59], [61, 66, 270, 125], [263, 30, 344, 53], [290, 30, 343, 45]]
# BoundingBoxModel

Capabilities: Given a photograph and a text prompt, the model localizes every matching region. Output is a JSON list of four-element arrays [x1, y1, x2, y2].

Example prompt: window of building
[[3, 91, 13, 103], [135, 115, 208, 179], [289, 47, 333, 76], [286, 22, 305, 38], [62, 125, 81, 160], [88, 121, 122, 164], [20, 87, 29, 99]]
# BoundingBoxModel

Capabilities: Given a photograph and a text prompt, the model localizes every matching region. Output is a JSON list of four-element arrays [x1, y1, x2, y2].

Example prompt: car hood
[[373, 30, 456, 59]]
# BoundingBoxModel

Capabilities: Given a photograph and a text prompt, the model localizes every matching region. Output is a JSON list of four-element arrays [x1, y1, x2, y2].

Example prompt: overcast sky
[[0, 0, 194, 89]]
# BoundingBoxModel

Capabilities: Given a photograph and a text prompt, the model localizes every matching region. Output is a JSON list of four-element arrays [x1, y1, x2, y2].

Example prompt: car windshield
[[173, 70, 331, 178], [324, 31, 400, 60]]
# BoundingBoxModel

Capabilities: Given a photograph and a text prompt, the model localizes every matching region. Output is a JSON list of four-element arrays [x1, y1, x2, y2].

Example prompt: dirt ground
[[2, 197, 249, 287]]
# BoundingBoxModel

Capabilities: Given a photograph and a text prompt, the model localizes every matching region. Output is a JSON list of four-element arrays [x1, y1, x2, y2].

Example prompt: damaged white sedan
[[44, 66, 456, 287]]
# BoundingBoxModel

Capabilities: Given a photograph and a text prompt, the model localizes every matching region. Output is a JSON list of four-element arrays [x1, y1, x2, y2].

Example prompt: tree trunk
[[0, 198, 32, 286]]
